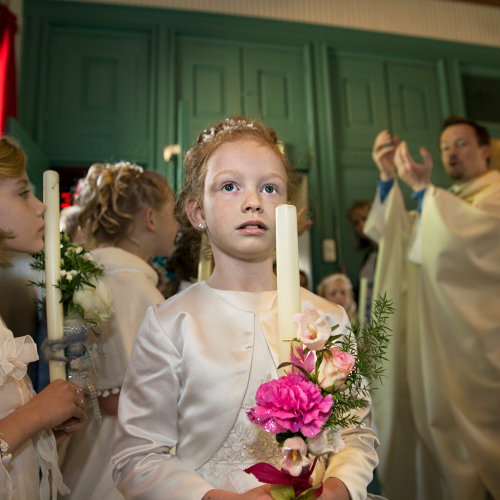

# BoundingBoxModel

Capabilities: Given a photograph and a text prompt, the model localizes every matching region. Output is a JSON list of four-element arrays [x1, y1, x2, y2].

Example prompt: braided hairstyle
[[174, 116, 299, 236], [0, 136, 27, 269], [77, 162, 173, 247]]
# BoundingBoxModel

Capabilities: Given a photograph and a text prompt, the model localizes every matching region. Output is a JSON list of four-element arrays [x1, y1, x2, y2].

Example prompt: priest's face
[[201, 139, 288, 264], [440, 124, 490, 184], [0, 172, 46, 254]]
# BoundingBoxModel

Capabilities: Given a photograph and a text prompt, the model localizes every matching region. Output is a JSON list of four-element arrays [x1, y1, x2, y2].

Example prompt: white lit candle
[[276, 204, 301, 373], [357, 277, 368, 329], [197, 233, 213, 281], [43, 171, 66, 382]]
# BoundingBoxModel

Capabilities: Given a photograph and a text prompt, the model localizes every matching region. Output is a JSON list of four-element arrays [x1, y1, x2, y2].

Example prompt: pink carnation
[[247, 373, 333, 438]]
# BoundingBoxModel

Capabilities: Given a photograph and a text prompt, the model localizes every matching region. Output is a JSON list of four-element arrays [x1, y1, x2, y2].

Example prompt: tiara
[[111, 161, 144, 175], [200, 118, 255, 144]]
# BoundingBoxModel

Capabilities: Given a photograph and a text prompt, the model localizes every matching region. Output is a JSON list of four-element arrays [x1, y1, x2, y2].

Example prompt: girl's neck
[[114, 237, 152, 262], [207, 256, 277, 292]]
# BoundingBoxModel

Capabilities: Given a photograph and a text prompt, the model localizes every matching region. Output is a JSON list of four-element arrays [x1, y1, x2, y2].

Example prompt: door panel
[[387, 62, 448, 187], [243, 46, 310, 168], [177, 38, 241, 148], [335, 56, 390, 165], [44, 28, 151, 164]]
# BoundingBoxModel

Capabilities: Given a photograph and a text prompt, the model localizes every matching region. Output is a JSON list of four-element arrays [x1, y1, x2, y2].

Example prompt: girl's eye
[[262, 185, 277, 194], [20, 190, 31, 199], [222, 183, 236, 192]]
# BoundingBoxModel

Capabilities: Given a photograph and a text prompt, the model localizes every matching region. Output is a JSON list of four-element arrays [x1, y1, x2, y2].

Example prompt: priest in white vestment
[[364, 116, 500, 500]]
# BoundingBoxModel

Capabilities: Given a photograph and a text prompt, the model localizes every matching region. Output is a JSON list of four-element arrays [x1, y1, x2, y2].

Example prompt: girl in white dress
[[0, 136, 87, 500], [59, 162, 178, 500], [112, 118, 379, 500]]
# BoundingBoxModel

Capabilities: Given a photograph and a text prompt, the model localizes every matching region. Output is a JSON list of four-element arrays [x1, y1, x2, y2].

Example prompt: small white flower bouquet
[[30, 233, 114, 423], [30, 234, 114, 324]]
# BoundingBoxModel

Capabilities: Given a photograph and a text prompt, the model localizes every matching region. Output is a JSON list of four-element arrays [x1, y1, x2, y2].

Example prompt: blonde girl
[[59, 162, 178, 500], [112, 118, 378, 500], [317, 274, 357, 326], [0, 136, 87, 500]]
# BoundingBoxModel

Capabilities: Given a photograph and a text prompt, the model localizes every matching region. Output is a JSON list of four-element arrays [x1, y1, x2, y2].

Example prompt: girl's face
[[0, 171, 46, 254], [323, 280, 352, 309], [199, 139, 288, 264]]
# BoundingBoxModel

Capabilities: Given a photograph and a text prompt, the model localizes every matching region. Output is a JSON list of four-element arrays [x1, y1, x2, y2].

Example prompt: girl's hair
[[174, 116, 300, 234], [77, 162, 173, 246], [317, 273, 357, 319], [0, 136, 27, 269]]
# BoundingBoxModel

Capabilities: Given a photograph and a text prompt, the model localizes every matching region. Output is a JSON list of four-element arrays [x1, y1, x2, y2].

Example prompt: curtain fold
[[0, 5, 18, 135]]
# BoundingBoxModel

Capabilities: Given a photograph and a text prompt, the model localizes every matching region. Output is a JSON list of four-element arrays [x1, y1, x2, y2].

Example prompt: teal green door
[[177, 38, 242, 150], [386, 62, 448, 188], [42, 27, 152, 165], [176, 37, 312, 169], [242, 46, 310, 169]]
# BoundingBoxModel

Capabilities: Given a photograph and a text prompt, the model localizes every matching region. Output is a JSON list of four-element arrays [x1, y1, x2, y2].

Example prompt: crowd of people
[[0, 112, 498, 500]]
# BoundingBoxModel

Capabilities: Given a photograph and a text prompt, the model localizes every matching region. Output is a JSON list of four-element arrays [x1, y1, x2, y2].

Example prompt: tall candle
[[197, 232, 213, 281], [276, 205, 301, 373], [357, 277, 368, 329], [43, 171, 66, 382]]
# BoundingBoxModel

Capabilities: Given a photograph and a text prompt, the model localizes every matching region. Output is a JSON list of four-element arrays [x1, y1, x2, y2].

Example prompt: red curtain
[[0, 5, 18, 135]]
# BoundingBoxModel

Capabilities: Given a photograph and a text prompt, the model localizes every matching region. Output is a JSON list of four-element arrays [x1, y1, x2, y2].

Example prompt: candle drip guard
[[41, 314, 106, 425]]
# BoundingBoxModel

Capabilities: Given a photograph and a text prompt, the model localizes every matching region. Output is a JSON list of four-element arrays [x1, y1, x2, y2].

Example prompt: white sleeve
[[111, 307, 214, 500]]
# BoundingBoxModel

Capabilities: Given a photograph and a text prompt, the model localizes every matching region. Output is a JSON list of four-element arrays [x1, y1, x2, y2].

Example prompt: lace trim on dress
[[206, 373, 282, 479]]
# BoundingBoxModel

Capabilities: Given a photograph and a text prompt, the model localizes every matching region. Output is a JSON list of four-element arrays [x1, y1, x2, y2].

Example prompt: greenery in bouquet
[[245, 295, 393, 500], [29, 232, 113, 325]]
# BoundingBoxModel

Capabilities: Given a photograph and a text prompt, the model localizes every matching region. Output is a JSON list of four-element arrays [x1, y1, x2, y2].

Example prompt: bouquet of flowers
[[30, 233, 114, 325], [30, 233, 114, 423], [245, 295, 393, 500]]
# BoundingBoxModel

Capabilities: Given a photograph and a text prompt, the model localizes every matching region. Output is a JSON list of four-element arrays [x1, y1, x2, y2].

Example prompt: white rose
[[73, 278, 114, 325], [306, 426, 345, 457]]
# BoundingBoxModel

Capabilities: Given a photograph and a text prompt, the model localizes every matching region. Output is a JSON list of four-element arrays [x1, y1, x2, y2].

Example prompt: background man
[[365, 117, 500, 500]]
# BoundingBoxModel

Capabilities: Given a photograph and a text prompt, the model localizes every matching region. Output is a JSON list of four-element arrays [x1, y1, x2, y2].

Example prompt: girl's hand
[[319, 478, 351, 500], [53, 417, 86, 445], [0, 380, 86, 457], [24, 379, 87, 432], [202, 484, 273, 500]]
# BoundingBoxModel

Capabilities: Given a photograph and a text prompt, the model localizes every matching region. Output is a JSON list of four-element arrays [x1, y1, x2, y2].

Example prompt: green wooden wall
[[20, 0, 500, 288]]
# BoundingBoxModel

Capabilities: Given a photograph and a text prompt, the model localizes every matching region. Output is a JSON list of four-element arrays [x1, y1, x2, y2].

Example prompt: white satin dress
[[112, 282, 379, 500]]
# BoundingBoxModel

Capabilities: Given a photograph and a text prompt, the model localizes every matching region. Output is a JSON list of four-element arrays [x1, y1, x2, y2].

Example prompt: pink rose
[[317, 348, 355, 392], [293, 301, 331, 351], [247, 373, 333, 438]]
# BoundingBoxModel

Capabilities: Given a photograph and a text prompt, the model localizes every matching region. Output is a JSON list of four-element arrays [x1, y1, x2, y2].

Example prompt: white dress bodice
[[196, 288, 282, 492]]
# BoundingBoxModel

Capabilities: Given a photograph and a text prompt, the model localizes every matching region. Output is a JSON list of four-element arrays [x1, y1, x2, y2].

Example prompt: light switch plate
[[322, 238, 336, 263]]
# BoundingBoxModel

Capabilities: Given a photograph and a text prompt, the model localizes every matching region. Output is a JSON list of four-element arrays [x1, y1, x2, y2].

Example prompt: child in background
[[317, 273, 357, 326], [112, 118, 378, 500], [59, 205, 86, 247], [0, 136, 87, 500], [59, 162, 178, 500]]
